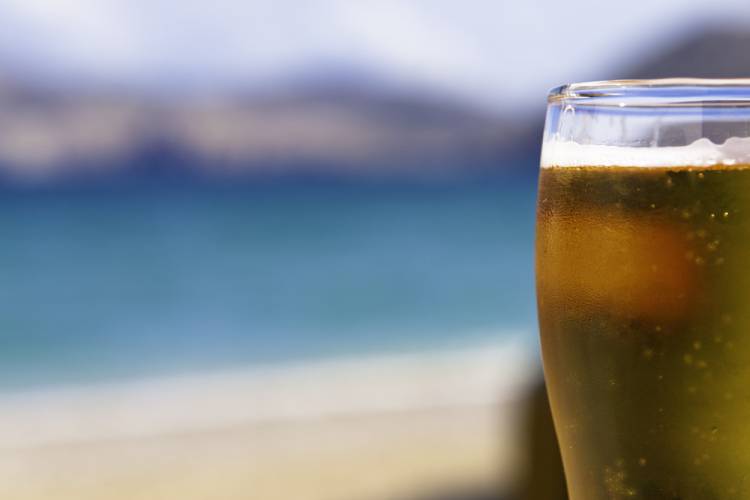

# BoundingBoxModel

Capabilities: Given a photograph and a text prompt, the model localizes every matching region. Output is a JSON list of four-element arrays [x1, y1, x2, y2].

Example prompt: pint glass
[[537, 79, 750, 499]]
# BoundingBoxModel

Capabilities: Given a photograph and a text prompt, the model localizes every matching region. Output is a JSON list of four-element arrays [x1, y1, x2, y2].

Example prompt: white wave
[[0, 336, 538, 449]]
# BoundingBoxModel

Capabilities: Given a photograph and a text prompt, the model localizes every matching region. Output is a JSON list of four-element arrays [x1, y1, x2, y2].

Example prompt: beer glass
[[537, 79, 750, 499]]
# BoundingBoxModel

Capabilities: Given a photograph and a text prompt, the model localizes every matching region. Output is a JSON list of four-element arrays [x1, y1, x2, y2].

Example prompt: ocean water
[[0, 178, 538, 390]]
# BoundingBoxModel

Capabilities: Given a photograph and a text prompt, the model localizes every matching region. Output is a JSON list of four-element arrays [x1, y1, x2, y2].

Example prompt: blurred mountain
[[1, 26, 749, 185], [624, 27, 750, 78], [0, 71, 536, 185]]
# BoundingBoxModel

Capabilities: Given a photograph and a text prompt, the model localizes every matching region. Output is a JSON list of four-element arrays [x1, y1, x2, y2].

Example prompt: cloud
[[0, 0, 749, 106], [0, 0, 146, 75]]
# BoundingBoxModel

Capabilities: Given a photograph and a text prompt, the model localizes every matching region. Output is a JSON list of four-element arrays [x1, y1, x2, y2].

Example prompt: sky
[[1, 0, 750, 109]]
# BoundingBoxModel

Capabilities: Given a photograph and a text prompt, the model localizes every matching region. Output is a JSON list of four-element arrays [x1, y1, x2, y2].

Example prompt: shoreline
[[0, 338, 537, 449], [0, 402, 522, 500]]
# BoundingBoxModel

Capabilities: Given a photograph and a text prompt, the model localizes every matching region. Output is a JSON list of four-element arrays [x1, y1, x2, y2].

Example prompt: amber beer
[[537, 163, 750, 499]]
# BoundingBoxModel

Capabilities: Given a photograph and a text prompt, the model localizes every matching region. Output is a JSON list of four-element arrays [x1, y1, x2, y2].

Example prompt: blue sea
[[0, 176, 538, 391]]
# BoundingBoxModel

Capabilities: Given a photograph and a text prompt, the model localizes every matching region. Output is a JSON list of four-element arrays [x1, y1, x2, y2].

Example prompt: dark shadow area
[[404, 379, 568, 500], [516, 380, 568, 500]]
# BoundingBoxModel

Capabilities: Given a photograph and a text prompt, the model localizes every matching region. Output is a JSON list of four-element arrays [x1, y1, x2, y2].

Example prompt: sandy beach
[[0, 342, 536, 500]]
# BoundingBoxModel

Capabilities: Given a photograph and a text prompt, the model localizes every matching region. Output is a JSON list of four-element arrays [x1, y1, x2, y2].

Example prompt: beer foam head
[[541, 136, 750, 168]]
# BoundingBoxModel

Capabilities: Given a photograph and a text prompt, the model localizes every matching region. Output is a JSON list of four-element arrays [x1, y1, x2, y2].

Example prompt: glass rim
[[548, 78, 750, 108]]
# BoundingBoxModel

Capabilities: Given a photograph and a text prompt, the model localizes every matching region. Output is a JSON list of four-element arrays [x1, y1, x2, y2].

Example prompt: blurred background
[[1, 1, 750, 499]]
